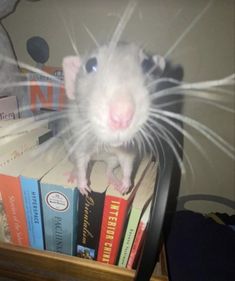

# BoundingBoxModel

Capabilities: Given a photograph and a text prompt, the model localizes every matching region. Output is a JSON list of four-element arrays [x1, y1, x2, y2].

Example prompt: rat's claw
[[107, 172, 131, 195], [119, 177, 131, 195], [79, 183, 91, 196], [108, 174, 122, 191], [64, 170, 77, 184], [119, 184, 130, 195]]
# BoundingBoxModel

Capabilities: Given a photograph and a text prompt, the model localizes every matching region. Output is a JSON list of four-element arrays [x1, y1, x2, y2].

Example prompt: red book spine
[[97, 195, 128, 264], [0, 174, 29, 246], [127, 220, 146, 269]]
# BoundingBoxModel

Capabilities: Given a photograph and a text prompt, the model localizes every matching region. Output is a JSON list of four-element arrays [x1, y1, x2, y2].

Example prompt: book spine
[[0, 193, 11, 243], [77, 191, 105, 260], [118, 208, 141, 267], [127, 220, 147, 269], [20, 176, 44, 250], [97, 196, 129, 264], [0, 174, 29, 246], [40, 183, 78, 256]]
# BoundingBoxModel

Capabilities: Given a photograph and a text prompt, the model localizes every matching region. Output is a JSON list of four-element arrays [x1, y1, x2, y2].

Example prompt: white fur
[[62, 43, 164, 195]]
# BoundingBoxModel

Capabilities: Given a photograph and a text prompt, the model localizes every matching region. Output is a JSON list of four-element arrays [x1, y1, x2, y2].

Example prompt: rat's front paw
[[108, 173, 131, 195], [118, 178, 131, 195], [64, 170, 90, 196], [78, 180, 91, 196], [79, 183, 91, 196], [64, 170, 77, 184]]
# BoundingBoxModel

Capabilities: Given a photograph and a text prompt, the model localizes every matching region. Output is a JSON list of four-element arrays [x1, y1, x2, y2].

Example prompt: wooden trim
[[0, 243, 168, 281]]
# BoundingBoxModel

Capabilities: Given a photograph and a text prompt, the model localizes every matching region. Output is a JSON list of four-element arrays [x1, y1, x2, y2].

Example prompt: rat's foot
[[77, 177, 91, 196], [64, 170, 77, 184], [64, 170, 90, 196], [79, 183, 91, 196], [108, 173, 131, 195], [119, 177, 131, 194]]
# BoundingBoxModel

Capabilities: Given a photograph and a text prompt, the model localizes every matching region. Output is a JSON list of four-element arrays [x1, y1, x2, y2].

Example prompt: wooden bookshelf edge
[[0, 242, 168, 281]]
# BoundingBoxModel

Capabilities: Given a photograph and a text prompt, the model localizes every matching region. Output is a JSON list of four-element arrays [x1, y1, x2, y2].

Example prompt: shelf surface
[[0, 242, 168, 281]]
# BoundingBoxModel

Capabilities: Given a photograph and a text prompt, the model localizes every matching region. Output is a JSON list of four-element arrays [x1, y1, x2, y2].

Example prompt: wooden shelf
[[0, 242, 168, 281]]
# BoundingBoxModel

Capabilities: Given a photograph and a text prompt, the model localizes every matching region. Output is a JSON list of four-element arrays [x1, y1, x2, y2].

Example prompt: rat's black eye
[[85, 57, 97, 73], [141, 56, 154, 74]]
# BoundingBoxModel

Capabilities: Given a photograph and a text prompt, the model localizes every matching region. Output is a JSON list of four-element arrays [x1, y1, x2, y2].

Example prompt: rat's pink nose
[[109, 97, 134, 130]]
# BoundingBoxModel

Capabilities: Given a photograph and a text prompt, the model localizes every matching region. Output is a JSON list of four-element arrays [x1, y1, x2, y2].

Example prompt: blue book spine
[[20, 176, 44, 250], [40, 183, 78, 256]]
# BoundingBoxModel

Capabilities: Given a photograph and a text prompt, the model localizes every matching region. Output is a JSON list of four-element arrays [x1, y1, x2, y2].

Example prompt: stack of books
[[0, 118, 158, 270]]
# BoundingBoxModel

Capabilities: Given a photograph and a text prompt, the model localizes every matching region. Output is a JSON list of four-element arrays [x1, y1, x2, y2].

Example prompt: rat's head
[[62, 43, 166, 147]]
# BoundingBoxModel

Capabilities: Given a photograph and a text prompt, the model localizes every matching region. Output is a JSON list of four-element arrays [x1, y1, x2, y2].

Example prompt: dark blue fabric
[[166, 211, 235, 281]]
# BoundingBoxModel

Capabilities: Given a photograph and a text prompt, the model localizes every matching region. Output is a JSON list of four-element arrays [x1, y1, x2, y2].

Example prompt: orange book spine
[[97, 196, 129, 264], [0, 174, 29, 246]]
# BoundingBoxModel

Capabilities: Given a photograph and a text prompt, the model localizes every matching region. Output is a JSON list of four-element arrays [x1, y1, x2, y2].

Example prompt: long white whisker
[[53, 0, 80, 56], [109, 0, 137, 52], [1, 109, 71, 137], [143, 122, 165, 160], [155, 124, 185, 173], [134, 132, 144, 156], [0, 81, 64, 89], [164, 0, 214, 58], [65, 126, 91, 158], [142, 126, 159, 157], [142, 122, 166, 168], [138, 127, 152, 156], [157, 122, 195, 179], [83, 24, 100, 48], [148, 76, 234, 97], [147, 77, 182, 88], [67, 31, 80, 56], [149, 111, 222, 160], [150, 74, 235, 100], [156, 97, 235, 113], [151, 109, 235, 159], [0, 54, 62, 84], [180, 74, 235, 89]]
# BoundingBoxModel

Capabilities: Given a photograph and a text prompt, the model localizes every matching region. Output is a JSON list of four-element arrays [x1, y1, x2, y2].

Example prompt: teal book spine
[[40, 183, 78, 256], [20, 176, 44, 250]]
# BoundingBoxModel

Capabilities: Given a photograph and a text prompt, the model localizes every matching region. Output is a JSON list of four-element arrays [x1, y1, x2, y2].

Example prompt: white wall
[[3, 0, 235, 214]]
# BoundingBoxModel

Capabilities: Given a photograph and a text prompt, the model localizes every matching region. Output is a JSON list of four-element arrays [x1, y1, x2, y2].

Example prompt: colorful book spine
[[0, 193, 11, 243], [20, 177, 44, 250], [41, 185, 78, 255], [118, 163, 156, 267], [0, 174, 29, 246], [97, 157, 151, 265], [118, 207, 143, 267], [77, 191, 106, 260], [97, 196, 130, 264], [0, 129, 52, 246], [77, 162, 108, 260], [40, 160, 79, 256], [19, 140, 65, 250], [127, 201, 152, 269]]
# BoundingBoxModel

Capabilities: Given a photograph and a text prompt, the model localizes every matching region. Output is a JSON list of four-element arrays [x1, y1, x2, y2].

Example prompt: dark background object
[[26, 36, 49, 65], [166, 210, 235, 281], [134, 62, 184, 281]]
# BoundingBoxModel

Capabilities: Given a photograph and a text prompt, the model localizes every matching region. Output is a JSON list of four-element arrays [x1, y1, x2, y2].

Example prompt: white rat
[[62, 43, 167, 195]]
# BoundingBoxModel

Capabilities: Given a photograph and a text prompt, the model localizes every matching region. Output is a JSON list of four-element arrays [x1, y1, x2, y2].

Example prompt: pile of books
[[0, 118, 157, 270]]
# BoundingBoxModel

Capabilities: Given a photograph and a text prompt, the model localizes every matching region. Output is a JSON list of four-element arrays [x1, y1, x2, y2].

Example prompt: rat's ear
[[152, 55, 166, 75], [62, 56, 81, 100]]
